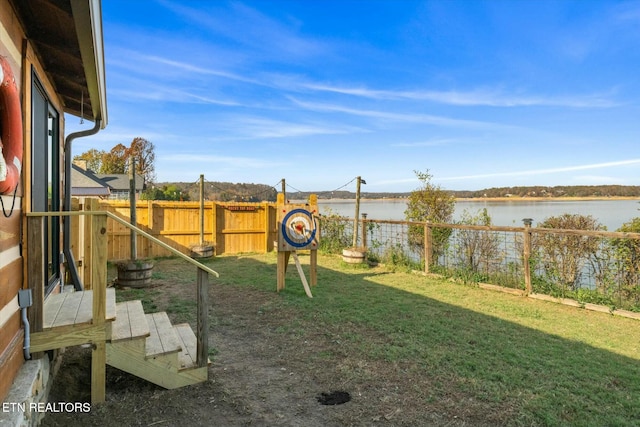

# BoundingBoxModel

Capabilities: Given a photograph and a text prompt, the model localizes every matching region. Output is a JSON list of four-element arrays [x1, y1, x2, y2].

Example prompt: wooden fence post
[[211, 202, 218, 254], [424, 222, 432, 274], [263, 201, 270, 253], [147, 200, 154, 257], [522, 219, 533, 294], [196, 268, 209, 368]]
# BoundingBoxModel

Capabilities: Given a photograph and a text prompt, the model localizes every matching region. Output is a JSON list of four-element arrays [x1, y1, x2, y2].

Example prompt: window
[[32, 72, 60, 295]]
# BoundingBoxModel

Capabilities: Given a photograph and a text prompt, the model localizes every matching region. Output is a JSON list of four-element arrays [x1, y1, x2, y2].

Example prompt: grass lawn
[[115, 252, 640, 426]]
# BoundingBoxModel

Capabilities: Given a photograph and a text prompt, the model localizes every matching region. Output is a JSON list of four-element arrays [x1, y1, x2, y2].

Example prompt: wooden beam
[[523, 223, 533, 295], [424, 223, 433, 274], [310, 250, 317, 287], [29, 324, 107, 353], [91, 212, 108, 404], [91, 341, 106, 404], [26, 216, 44, 359], [196, 268, 208, 369]]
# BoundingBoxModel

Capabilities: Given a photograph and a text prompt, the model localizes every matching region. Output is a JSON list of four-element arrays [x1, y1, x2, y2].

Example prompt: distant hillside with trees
[[145, 181, 278, 202], [289, 185, 640, 200], [454, 185, 640, 198], [130, 180, 640, 202]]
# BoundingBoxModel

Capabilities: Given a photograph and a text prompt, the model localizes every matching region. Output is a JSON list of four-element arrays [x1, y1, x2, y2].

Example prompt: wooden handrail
[[29, 209, 216, 369], [27, 210, 219, 277]]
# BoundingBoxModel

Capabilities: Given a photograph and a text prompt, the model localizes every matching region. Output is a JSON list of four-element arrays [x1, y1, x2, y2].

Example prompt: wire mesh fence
[[317, 214, 640, 312]]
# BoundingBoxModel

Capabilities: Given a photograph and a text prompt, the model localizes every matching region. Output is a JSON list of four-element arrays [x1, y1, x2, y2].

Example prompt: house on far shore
[[71, 159, 145, 200]]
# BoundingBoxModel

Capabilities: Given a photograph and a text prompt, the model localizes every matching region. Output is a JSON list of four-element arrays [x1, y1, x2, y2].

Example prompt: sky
[[67, 0, 640, 193]]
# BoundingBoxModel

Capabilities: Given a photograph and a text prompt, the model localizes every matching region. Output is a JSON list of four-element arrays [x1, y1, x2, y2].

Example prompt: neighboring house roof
[[96, 174, 145, 192], [10, 0, 108, 127], [71, 164, 110, 197]]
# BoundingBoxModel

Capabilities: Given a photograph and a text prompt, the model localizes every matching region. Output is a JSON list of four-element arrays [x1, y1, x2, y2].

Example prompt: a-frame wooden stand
[[276, 194, 318, 297]]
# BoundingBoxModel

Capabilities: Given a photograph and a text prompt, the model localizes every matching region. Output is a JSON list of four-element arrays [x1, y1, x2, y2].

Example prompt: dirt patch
[[41, 286, 366, 426], [40, 258, 476, 427]]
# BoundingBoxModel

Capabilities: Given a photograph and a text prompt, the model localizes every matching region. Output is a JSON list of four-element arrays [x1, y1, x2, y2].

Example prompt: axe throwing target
[[279, 207, 318, 251]]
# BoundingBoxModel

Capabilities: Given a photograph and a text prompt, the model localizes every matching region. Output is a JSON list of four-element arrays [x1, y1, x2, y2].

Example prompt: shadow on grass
[[165, 253, 640, 426]]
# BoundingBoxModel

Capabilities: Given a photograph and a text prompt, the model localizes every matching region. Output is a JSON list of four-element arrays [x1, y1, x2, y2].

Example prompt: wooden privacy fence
[[70, 199, 278, 264]]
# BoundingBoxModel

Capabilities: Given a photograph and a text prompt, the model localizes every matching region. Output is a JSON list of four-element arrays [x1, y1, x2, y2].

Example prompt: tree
[[127, 137, 156, 183], [73, 148, 105, 172], [75, 137, 157, 183], [101, 143, 128, 174], [404, 170, 456, 259]]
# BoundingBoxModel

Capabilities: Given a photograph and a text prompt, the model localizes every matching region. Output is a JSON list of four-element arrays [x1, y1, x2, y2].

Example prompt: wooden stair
[[106, 300, 209, 389]]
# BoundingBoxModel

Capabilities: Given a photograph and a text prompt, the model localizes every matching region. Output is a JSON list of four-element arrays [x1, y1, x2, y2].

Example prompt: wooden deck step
[[43, 288, 116, 330], [111, 300, 150, 342], [173, 323, 210, 371], [145, 312, 182, 358]]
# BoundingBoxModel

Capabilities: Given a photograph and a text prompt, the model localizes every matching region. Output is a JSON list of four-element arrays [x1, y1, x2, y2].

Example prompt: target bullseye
[[281, 208, 317, 249]]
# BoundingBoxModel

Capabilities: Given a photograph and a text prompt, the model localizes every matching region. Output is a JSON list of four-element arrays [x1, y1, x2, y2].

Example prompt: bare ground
[[40, 260, 483, 427]]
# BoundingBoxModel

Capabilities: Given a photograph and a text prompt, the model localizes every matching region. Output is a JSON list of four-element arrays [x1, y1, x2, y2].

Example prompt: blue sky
[[67, 0, 640, 193]]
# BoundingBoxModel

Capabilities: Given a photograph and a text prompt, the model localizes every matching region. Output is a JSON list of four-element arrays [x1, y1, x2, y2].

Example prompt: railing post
[[91, 211, 108, 404], [196, 267, 209, 368], [424, 222, 433, 274], [522, 218, 533, 295]]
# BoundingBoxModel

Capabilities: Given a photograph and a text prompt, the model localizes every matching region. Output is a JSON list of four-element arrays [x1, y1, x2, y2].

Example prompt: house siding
[[0, 0, 67, 403], [0, 0, 25, 401]]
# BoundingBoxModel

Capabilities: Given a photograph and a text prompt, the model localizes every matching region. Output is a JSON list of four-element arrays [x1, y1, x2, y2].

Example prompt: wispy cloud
[[440, 159, 640, 181], [391, 139, 460, 148], [140, 55, 262, 85], [211, 116, 367, 140], [158, 0, 329, 60], [302, 84, 618, 108], [290, 98, 509, 129], [109, 86, 240, 106]]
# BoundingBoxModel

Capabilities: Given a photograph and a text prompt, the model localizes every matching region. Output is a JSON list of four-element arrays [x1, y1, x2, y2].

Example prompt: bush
[[533, 214, 604, 291], [317, 209, 352, 254]]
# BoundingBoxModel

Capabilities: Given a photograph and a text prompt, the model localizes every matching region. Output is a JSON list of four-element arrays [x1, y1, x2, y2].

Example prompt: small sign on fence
[[225, 205, 258, 212]]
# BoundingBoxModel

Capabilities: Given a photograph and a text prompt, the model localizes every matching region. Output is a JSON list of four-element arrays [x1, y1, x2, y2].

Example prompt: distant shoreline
[[316, 196, 640, 203], [455, 196, 640, 202]]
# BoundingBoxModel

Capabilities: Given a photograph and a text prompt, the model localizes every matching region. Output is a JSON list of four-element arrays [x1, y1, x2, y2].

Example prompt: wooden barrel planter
[[190, 244, 214, 259], [342, 247, 366, 264], [116, 260, 154, 288]]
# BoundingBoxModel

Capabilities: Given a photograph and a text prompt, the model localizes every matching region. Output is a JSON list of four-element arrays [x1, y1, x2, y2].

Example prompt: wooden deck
[[30, 288, 116, 354], [27, 209, 213, 403], [43, 288, 116, 330]]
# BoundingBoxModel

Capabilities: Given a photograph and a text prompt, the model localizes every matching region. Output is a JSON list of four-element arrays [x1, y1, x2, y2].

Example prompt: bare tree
[[455, 208, 502, 274]]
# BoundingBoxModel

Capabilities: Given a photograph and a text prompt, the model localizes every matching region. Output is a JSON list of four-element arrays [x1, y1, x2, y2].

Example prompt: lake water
[[315, 199, 640, 231]]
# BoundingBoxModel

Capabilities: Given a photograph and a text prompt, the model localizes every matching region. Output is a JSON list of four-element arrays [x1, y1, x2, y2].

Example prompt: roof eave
[[70, 0, 108, 128]]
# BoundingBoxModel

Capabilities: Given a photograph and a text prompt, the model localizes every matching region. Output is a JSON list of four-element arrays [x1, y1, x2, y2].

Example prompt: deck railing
[[26, 205, 218, 403]]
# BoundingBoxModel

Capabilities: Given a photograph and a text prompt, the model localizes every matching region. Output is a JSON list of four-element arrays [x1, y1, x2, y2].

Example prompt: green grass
[[138, 253, 640, 426], [233, 254, 637, 425], [115, 287, 160, 312]]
